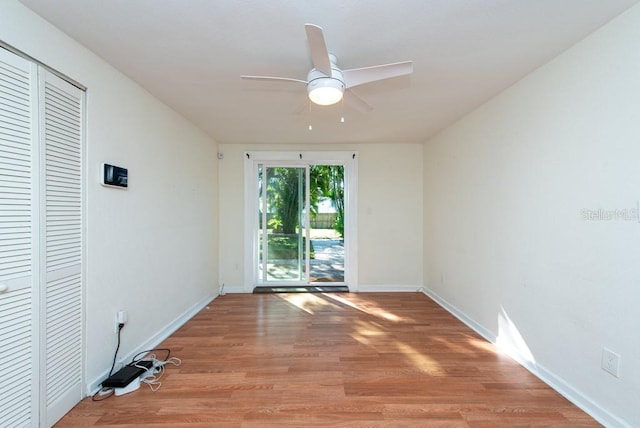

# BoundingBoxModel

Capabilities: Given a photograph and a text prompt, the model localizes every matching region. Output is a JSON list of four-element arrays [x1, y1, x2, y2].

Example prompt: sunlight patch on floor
[[277, 293, 338, 314], [430, 334, 479, 355], [394, 341, 442, 372], [350, 319, 388, 346], [467, 337, 498, 354], [323, 293, 405, 322]]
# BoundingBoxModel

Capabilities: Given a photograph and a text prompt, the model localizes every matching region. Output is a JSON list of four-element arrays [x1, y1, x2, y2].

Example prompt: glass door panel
[[308, 165, 345, 283], [258, 165, 307, 283]]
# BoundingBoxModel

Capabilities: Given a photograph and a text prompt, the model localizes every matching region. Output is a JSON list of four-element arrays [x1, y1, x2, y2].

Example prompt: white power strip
[[113, 366, 158, 396], [114, 377, 140, 396], [113, 356, 181, 395]]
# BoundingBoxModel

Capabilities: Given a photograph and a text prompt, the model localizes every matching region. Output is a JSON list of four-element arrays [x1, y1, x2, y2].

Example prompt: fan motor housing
[[306, 67, 345, 106], [307, 67, 344, 85]]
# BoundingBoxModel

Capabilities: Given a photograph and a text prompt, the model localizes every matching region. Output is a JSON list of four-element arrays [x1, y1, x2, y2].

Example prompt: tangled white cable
[[134, 354, 182, 392]]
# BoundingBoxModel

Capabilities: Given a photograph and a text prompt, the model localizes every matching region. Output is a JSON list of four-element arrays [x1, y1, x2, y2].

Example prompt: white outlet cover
[[602, 348, 620, 377]]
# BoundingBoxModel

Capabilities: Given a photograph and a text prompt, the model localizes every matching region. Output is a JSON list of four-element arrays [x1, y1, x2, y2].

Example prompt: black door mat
[[253, 286, 349, 294]]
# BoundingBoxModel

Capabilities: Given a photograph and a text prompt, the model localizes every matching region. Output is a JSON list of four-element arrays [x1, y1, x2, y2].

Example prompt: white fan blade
[[342, 61, 413, 88], [304, 24, 332, 76], [241, 75, 308, 84], [344, 89, 373, 112]]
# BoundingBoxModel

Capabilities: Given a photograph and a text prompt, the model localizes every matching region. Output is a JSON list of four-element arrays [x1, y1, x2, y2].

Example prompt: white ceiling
[[20, 0, 638, 145]]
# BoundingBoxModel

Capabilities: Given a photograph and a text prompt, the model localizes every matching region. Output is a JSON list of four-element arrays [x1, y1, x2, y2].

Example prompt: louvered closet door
[[0, 48, 38, 427], [40, 70, 84, 427]]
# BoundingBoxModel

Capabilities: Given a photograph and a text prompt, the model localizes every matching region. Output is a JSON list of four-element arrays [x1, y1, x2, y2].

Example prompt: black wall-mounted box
[[101, 163, 128, 188]]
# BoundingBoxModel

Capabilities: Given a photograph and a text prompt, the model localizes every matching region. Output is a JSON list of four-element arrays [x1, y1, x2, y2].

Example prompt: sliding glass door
[[245, 152, 356, 291], [258, 165, 309, 282]]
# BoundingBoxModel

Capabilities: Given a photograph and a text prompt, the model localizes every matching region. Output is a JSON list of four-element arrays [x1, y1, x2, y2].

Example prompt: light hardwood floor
[[57, 293, 599, 427]]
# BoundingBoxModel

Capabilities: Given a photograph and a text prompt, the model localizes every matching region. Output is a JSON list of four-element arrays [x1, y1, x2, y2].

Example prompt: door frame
[[244, 151, 358, 292]]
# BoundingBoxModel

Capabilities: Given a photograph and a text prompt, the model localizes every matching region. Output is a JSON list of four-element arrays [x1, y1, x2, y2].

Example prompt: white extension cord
[[134, 354, 182, 392], [112, 354, 181, 396]]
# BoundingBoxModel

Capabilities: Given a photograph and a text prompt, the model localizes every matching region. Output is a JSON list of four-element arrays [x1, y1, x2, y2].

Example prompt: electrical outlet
[[115, 310, 127, 333], [602, 348, 620, 377]]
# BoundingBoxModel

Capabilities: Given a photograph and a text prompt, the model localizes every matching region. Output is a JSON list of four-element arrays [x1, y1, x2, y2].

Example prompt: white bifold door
[[0, 47, 84, 427]]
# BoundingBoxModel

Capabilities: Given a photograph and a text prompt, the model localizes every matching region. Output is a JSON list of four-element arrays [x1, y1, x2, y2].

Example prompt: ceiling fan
[[241, 24, 413, 111]]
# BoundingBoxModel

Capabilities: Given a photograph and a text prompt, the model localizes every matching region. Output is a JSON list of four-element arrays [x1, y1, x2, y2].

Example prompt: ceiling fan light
[[308, 78, 344, 106]]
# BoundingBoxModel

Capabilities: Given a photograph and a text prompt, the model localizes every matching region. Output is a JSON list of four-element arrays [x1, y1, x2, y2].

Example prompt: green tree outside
[[265, 165, 344, 236]]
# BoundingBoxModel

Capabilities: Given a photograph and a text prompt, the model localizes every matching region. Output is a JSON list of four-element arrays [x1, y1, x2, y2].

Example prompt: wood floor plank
[[55, 293, 600, 427]]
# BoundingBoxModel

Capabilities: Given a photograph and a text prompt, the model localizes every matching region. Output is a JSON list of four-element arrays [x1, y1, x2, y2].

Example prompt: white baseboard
[[356, 284, 422, 292], [221, 284, 422, 293], [418, 286, 496, 343], [219, 283, 248, 294], [419, 287, 630, 428], [86, 291, 218, 394]]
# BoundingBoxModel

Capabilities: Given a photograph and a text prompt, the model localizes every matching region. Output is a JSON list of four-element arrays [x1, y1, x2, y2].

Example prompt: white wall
[[423, 5, 640, 427], [1, 1, 219, 392], [219, 143, 423, 292], [358, 144, 423, 289]]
